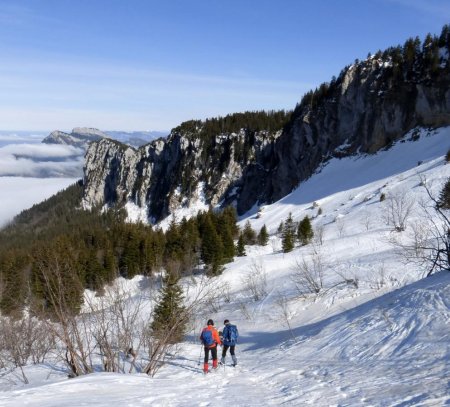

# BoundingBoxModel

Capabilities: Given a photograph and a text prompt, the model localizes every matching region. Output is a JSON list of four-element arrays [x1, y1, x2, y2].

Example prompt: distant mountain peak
[[43, 128, 108, 148]]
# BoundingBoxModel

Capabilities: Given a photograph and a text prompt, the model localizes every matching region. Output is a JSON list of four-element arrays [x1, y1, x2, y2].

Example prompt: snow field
[[0, 127, 449, 406]]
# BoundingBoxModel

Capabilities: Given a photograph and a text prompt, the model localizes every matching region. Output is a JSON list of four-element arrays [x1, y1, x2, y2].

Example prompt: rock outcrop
[[82, 37, 450, 223], [43, 127, 108, 148]]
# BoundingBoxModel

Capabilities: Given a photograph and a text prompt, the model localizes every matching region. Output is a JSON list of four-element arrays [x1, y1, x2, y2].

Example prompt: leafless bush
[[291, 248, 325, 295], [336, 217, 345, 237], [221, 282, 232, 303], [241, 260, 268, 301], [361, 211, 373, 232], [391, 178, 450, 276], [237, 300, 252, 320], [204, 292, 222, 312], [366, 263, 399, 290], [0, 314, 54, 384], [383, 189, 415, 232], [84, 279, 152, 374], [32, 253, 95, 377], [314, 224, 325, 245], [334, 269, 359, 289], [274, 292, 296, 340]]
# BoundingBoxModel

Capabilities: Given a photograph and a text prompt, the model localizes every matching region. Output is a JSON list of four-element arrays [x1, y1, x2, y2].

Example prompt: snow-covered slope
[[3, 273, 447, 406], [0, 128, 449, 406]]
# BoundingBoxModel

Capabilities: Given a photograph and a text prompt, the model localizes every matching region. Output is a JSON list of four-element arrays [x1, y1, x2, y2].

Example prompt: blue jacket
[[222, 323, 239, 346]]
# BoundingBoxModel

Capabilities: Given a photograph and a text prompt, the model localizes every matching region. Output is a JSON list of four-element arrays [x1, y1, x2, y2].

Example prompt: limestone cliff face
[[83, 130, 280, 221], [82, 46, 450, 222], [256, 55, 450, 204]]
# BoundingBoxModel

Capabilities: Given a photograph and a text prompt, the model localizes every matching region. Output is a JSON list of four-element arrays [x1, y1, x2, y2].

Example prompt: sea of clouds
[[0, 134, 84, 178], [0, 132, 82, 226]]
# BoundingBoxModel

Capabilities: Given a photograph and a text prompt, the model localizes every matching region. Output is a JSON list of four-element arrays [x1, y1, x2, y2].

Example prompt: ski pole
[[197, 345, 203, 366]]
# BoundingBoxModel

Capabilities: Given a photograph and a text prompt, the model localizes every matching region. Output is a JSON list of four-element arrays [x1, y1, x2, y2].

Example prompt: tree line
[[0, 184, 268, 316]]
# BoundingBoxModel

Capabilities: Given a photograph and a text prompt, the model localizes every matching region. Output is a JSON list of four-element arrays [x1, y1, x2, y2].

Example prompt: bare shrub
[[274, 292, 296, 340], [0, 314, 54, 384], [32, 252, 95, 377], [291, 248, 325, 295], [222, 282, 232, 303], [204, 292, 222, 313], [241, 259, 268, 301], [366, 263, 400, 290], [237, 300, 252, 320], [334, 269, 359, 289], [314, 224, 325, 245], [361, 211, 373, 232], [392, 177, 450, 276], [84, 279, 152, 374], [336, 217, 345, 237], [383, 189, 415, 232], [368, 265, 385, 290]]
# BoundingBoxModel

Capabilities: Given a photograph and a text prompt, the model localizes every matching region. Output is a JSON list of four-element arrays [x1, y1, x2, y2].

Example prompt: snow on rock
[[125, 201, 149, 224]]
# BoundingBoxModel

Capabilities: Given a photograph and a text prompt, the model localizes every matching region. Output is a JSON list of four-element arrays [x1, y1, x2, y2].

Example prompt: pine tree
[[200, 213, 224, 275], [32, 237, 84, 317], [119, 229, 140, 278], [84, 248, 104, 290], [0, 250, 27, 315], [282, 213, 295, 253], [277, 221, 284, 237], [219, 223, 235, 262], [297, 216, 314, 246], [257, 225, 269, 246], [438, 178, 450, 209], [242, 220, 257, 245], [438, 24, 450, 48], [103, 244, 117, 281], [151, 272, 186, 343], [179, 217, 200, 271], [236, 233, 246, 256], [164, 218, 183, 261], [220, 206, 239, 238]]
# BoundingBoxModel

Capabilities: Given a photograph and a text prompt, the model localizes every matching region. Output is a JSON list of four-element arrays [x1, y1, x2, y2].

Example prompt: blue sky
[[0, 0, 449, 131]]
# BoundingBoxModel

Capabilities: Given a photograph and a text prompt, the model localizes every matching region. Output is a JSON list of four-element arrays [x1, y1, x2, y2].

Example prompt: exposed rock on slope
[[83, 128, 281, 221], [82, 33, 450, 223], [43, 127, 108, 148]]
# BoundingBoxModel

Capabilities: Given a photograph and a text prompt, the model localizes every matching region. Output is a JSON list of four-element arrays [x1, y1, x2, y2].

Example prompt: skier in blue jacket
[[220, 319, 239, 366]]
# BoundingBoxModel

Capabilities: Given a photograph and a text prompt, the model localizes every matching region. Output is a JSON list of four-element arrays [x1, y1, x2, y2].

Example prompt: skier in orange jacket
[[199, 319, 222, 373]]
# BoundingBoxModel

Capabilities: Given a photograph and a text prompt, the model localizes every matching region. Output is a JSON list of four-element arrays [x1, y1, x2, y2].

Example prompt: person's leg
[[230, 345, 237, 366], [203, 347, 209, 373], [221, 345, 229, 364], [212, 346, 218, 369]]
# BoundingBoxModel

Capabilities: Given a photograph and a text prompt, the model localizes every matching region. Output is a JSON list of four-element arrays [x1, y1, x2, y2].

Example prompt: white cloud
[[0, 133, 44, 142], [0, 176, 78, 227], [0, 143, 84, 177]]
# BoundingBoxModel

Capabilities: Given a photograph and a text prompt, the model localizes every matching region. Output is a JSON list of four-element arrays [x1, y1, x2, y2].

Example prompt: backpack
[[201, 328, 214, 347], [226, 324, 238, 344]]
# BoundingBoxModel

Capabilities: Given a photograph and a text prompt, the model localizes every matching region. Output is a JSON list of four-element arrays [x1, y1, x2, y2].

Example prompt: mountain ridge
[[82, 28, 450, 223]]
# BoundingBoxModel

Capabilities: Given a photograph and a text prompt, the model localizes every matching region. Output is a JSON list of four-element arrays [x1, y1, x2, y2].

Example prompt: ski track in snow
[[0, 128, 450, 406]]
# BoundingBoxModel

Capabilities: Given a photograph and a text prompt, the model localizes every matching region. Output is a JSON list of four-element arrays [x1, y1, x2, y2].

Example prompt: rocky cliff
[[83, 124, 282, 221], [82, 32, 450, 223]]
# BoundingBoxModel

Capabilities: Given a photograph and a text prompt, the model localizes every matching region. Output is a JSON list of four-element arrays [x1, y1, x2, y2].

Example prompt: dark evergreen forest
[[0, 181, 242, 316]]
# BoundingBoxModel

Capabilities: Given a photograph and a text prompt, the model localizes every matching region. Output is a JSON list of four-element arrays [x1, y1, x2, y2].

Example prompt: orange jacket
[[200, 325, 222, 348]]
